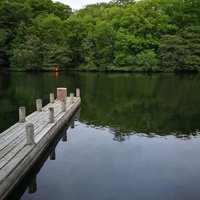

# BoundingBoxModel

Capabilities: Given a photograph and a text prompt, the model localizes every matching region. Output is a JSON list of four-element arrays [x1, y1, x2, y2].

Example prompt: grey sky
[[53, 0, 110, 10]]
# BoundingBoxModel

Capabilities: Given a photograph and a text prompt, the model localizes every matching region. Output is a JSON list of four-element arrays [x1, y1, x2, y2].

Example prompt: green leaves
[[0, 0, 72, 69], [10, 14, 72, 70], [135, 50, 158, 71], [10, 35, 42, 70], [1, 0, 200, 71], [159, 25, 200, 71], [0, 29, 8, 65], [42, 44, 71, 69]]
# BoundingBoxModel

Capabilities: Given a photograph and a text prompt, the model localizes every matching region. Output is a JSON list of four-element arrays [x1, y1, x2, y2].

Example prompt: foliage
[[159, 26, 200, 72], [0, 29, 8, 65], [10, 35, 42, 70], [0, 0, 199, 71]]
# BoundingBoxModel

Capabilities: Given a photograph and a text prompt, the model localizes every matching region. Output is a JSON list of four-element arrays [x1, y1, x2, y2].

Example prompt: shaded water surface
[[1, 72, 200, 200]]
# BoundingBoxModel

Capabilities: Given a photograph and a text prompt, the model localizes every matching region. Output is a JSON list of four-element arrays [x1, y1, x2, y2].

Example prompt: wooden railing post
[[50, 93, 54, 103], [36, 99, 42, 111], [57, 87, 67, 100], [48, 107, 54, 123], [70, 93, 74, 104], [76, 88, 80, 97], [26, 123, 35, 145], [19, 107, 26, 123]]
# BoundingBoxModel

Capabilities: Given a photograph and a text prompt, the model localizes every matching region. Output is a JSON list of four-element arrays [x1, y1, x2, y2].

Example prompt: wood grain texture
[[0, 97, 81, 200]]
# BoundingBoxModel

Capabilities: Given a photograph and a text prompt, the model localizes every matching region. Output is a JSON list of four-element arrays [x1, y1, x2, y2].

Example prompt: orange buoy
[[55, 66, 59, 72]]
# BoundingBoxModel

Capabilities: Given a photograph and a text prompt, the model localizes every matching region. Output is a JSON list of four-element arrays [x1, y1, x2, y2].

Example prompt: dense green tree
[[10, 14, 72, 70], [0, 0, 31, 67], [159, 35, 185, 71], [181, 26, 200, 71], [0, 29, 8, 66], [0, 1, 31, 32], [0, 0, 71, 68], [24, 0, 71, 19], [159, 26, 200, 71], [135, 50, 158, 71], [112, 0, 136, 6], [10, 35, 42, 70], [0, 0, 200, 71]]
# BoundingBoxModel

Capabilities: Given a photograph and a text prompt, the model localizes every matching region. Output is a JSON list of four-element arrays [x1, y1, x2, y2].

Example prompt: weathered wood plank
[[0, 97, 81, 200], [0, 101, 57, 140], [0, 99, 62, 139], [0, 113, 45, 148], [0, 97, 71, 138], [35, 98, 80, 143], [0, 107, 63, 168], [0, 99, 72, 163], [1, 97, 80, 176], [0, 99, 72, 151], [0, 141, 26, 169]]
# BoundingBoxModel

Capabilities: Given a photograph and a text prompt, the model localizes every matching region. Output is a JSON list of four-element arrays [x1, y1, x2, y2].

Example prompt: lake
[[1, 72, 200, 200]]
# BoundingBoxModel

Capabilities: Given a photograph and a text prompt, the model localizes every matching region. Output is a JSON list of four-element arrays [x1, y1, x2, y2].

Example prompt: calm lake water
[[1, 72, 200, 200]]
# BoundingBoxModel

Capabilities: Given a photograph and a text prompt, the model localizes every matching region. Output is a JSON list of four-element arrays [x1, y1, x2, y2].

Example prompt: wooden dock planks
[[0, 95, 81, 200]]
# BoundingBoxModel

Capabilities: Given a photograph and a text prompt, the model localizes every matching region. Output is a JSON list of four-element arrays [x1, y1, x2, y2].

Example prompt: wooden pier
[[0, 87, 81, 200]]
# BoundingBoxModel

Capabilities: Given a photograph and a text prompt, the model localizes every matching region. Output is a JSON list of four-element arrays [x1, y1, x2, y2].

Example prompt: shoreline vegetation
[[0, 0, 200, 73], [5, 66, 199, 73]]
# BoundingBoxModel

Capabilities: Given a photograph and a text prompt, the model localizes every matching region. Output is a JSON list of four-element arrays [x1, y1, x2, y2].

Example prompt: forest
[[0, 0, 200, 72]]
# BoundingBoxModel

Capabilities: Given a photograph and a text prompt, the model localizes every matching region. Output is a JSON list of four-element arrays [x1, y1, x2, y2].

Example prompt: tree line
[[0, 0, 200, 72]]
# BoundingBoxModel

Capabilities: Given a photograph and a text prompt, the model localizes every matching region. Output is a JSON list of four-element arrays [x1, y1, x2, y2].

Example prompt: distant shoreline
[[1, 66, 198, 74]]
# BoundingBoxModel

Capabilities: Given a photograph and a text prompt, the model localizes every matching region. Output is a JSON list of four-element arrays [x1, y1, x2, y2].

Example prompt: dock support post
[[48, 107, 54, 123], [70, 93, 74, 104], [76, 88, 80, 97], [61, 100, 66, 112], [50, 148, 56, 160], [70, 120, 75, 129], [19, 107, 26, 122], [26, 123, 35, 145], [62, 132, 67, 141], [28, 176, 37, 194], [50, 93, 54, 103], [75, 109, 81, 120], [57, 87, 67, 100], [36, 99, 42, 111]]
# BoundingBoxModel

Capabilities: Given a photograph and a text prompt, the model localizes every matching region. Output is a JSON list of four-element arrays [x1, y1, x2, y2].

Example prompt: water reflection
[[19, 121, 200, 200], [5, 109, 200, 200], [82, 124, 200, 142], [62, 132, 67, 141], [111, 128, 200, 141], [1, 72, 200, 137], [1, 72, 200, 200], [49, 148, 56, 160]]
